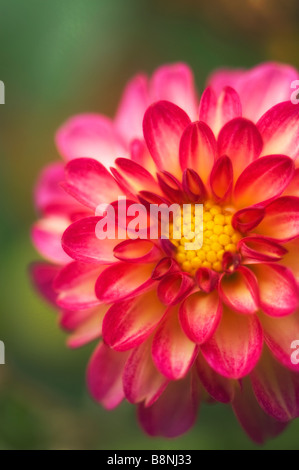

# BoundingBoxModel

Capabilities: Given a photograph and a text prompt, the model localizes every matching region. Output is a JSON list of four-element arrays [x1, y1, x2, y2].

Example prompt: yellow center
[[170, 201, 241, 276]]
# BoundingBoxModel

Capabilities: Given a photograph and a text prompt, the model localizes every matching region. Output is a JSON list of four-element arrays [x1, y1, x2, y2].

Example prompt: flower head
[[31, 62, 299, 443]]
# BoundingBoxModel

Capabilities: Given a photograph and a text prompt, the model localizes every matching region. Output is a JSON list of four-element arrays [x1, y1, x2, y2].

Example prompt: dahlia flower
[[31, 62, 299, 443]]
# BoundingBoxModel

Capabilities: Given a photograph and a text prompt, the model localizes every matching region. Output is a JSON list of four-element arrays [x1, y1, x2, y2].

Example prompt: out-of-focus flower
[[31, 62, 299, 443]]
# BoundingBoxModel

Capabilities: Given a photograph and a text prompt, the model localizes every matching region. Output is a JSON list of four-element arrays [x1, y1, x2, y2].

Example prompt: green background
[[0, 0, 299, 450]]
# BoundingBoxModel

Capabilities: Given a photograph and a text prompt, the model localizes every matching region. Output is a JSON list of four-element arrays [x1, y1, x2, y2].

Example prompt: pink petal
[[182, 168, 207, 202], [30, 262, 60, 306], [150, 63, 198, 120], [232, 207, 265, 233], [199, 86, 242, 136], [151, 257, 180, 280], [62, 217, 119, 264], [112, 157, 160, 195], [113, 239, 161, 263], [123, 337, 168, 405], [251, 347, 299, 422], [260, 311, 299, 372], [63, 158, 123, 210], [250, 263, 299, 317], [157, 272, 194, 306], [281, 238, 299, 283], [255, 196, 299, 241], [195, 267, 219, 293], [53, 261, 104, 310], [143, 100, 190, 178], [234, 155, 294, 208], [179, 121, 216, 183], [219, 266, 259, 315], [179, 290, 222, 344], [208, 62, 299, 122], [156, 171, 184, 203], [56, 113, 128, 167], [233, 376, 287, 444], [152, 305, 198, 380], [238, 236, 287, 263], [217, 118, 263, 181], [32, 215, 72, 265], [130, 138, 156, 174], [102, 290, 165, 351], [283, 168, 299, 197], [67, 305, 108, 348], [196, 353, 237, 403], [257, 101, 299, 160], [87, 342, 129, 409], [209, 155, 233, 202], [138, 372, 199, 437], [95, 262, 155, 303], [201, 307, 263, 379], [115, 74, 149, 144]]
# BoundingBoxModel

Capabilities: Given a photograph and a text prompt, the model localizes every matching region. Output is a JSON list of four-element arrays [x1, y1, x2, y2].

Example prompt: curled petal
[[151, 257, 180, 280], [138, 372, 200, 438], [123, 338, 168, 406], [219, 266, 259, 315], [102, 290, 165, 351], [251, 263, 299, 317], [157, 272, 194, 306], [258, 101, 299, 160], [143, 100, 190, 178], [210, 155, 233, 202], [56, 114, 127, 167], [152, 305, 198, 380], [62, 217, 119, 264], [232, 207, 265, 233], [217, 118, 263, 181], [157, 171, 184, 203], [234, 155, 294, 208], [255, 196, 299, 242], [199, 86, 242, 136], [251, 347, 299, 422], [179, 290, 222, 344], [201, 307, 263, 379], [95, 262, 155, 303], [238, 236, 287, 263], [179, 121, 216, 183], [196, 267, 219, 293], [113, 239, 161, 263], [182, 168, 207, 202], [87, 342, 129, 409]]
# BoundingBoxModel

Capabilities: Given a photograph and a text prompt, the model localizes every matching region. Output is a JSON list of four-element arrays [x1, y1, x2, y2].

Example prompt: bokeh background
[[0, 0, 299, 450]]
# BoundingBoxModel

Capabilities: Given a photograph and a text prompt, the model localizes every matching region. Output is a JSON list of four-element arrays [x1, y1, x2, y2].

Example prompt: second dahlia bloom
[[31, 62, 299, 443]]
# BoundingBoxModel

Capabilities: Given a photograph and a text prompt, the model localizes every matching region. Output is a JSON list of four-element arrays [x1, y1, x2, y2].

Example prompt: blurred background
[[0, 0, 299, 450]]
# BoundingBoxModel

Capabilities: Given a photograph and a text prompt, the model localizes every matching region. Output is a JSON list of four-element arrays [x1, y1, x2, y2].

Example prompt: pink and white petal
[[152, 305, 198, 380], [283, 168, 299, 197], [250, 263, 299, 317], [150, 63, 198, 120], [217, 118, 263, 181], [32, 215, 72, 265], [255, 196, 299, 241], [123, 337, 168, 406], [157, 272, 194, 306], [199, 86, 242, 136], [258, 101, 299, 160], [260, 311, 299, 372], [112, 158, 160, 194], [233, 376, 287, 444], [238, 236, 287, 264], [209, 155, 233, 202], [179, 121, 216, 184], [251, 347, 299, 422], [102, 289, 165, 351], [219, 266, 259, 315], [53, 261, 104, 310], [201, 307, 263, 379], [63, 158, 124, 210], [179, 290, 222, 344], [67, 305, 108, 348], [143, 101, 191, 178], [87, 342, 129, 409], [115, 74, 149, 143], [196, 353, 237, 403], [114, 239, 162, 263], [95, 262, 156, 303], [30, 262, 60, 306], [56, 113, 128, 167], [208, 62, 299, 122], [62, 217, 119, 264], [234, 155, 294, 208], [138, 372, 199, 438]]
